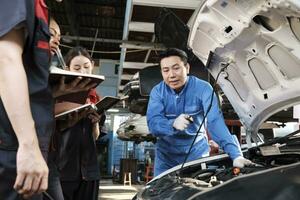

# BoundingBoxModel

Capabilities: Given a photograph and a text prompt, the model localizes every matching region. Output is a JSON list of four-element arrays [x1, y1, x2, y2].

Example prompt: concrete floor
[[99, 179, 144, 200]]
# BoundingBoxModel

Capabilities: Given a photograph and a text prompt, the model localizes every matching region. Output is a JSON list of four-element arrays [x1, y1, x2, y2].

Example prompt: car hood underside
[[188, 0, 300, 136]]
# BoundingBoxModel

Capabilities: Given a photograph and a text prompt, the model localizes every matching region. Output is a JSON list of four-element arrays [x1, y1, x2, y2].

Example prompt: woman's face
[[49, 19, 61, 56], [68, 55, 94, 74]]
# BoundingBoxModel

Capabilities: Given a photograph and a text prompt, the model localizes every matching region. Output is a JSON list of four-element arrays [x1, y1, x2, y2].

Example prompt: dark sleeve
[[0, 0, 27, 37], [99, 113, 106, 127]]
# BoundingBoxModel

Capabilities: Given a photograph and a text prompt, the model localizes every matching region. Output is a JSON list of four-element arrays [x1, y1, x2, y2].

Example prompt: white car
[[117, 114, 156, 143], [134, 0, 300, 199]]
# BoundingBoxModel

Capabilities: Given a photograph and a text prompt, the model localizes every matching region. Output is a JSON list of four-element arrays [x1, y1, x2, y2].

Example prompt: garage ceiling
[[47, 0, 201, 95]]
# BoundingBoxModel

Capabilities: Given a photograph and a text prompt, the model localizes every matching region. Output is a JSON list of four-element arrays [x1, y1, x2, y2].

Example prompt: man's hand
[[14, 145, 48, 199], [173, 114, 192, 131], [233, 156, 254, 168], [52, 76, 97, 98]]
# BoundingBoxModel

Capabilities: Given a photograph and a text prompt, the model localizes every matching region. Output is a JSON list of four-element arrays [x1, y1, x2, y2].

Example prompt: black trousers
[[60, 180, 99, 200], [0, 149, 42, 200], [46, 161, 64, 200]]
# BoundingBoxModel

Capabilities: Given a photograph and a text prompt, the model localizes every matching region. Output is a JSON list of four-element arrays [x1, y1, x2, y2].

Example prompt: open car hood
[[188, 0, 300, 138]]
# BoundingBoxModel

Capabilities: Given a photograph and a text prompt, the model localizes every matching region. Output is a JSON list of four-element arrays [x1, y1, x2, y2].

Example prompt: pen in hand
[[185, 115, 194, 123]]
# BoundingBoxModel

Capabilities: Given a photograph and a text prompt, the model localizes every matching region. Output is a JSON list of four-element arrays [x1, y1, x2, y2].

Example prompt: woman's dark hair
[[159, 48, 188, 65], [64, 46, 93, 67]]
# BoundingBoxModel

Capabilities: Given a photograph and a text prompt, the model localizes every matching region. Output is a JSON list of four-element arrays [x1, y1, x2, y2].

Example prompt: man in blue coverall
[[147, 48, 253, 176]]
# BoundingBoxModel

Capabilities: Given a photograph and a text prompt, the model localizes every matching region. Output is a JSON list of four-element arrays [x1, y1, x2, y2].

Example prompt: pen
[[185, 115, 194, 123]]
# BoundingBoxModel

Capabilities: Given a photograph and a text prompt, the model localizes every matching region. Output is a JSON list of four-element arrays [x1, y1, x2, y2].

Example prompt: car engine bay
[[135, 131, 300, 200]]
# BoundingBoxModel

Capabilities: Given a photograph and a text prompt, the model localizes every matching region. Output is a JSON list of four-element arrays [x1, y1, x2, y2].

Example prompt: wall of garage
[[96, 59, 119, 97]]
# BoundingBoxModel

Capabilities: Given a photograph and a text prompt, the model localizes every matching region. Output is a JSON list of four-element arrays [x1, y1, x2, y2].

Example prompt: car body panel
[[134, 131, 300, 199], [188, 0, 300, 138], [117, 114, 156, 142], [133, 0, 300, 199]]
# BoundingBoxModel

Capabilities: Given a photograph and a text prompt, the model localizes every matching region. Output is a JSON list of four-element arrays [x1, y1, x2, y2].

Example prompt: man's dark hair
[[159, 48, 188, 65]]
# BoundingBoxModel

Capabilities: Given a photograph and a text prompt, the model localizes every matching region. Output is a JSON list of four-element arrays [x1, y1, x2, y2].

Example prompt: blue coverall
[[147, 76, 242, 176]]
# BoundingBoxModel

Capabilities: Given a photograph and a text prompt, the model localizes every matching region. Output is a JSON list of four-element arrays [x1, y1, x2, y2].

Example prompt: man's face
[[160, 56, 190, 92]]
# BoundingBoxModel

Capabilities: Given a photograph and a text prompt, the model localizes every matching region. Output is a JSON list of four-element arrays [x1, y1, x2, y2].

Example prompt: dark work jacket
[[51, 118, 100, 181], [0, 0, 54, 153]]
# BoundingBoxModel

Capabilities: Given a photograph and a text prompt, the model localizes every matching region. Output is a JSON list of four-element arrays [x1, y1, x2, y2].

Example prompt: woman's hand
[[56, 107, 91, 131], [52, 76, 97, 98], [54, 102, 82, 115], [87, 109, 102, 124]]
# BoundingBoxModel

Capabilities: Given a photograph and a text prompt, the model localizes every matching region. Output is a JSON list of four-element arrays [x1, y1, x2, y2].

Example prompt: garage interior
[[46, 0, 299, 199]]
